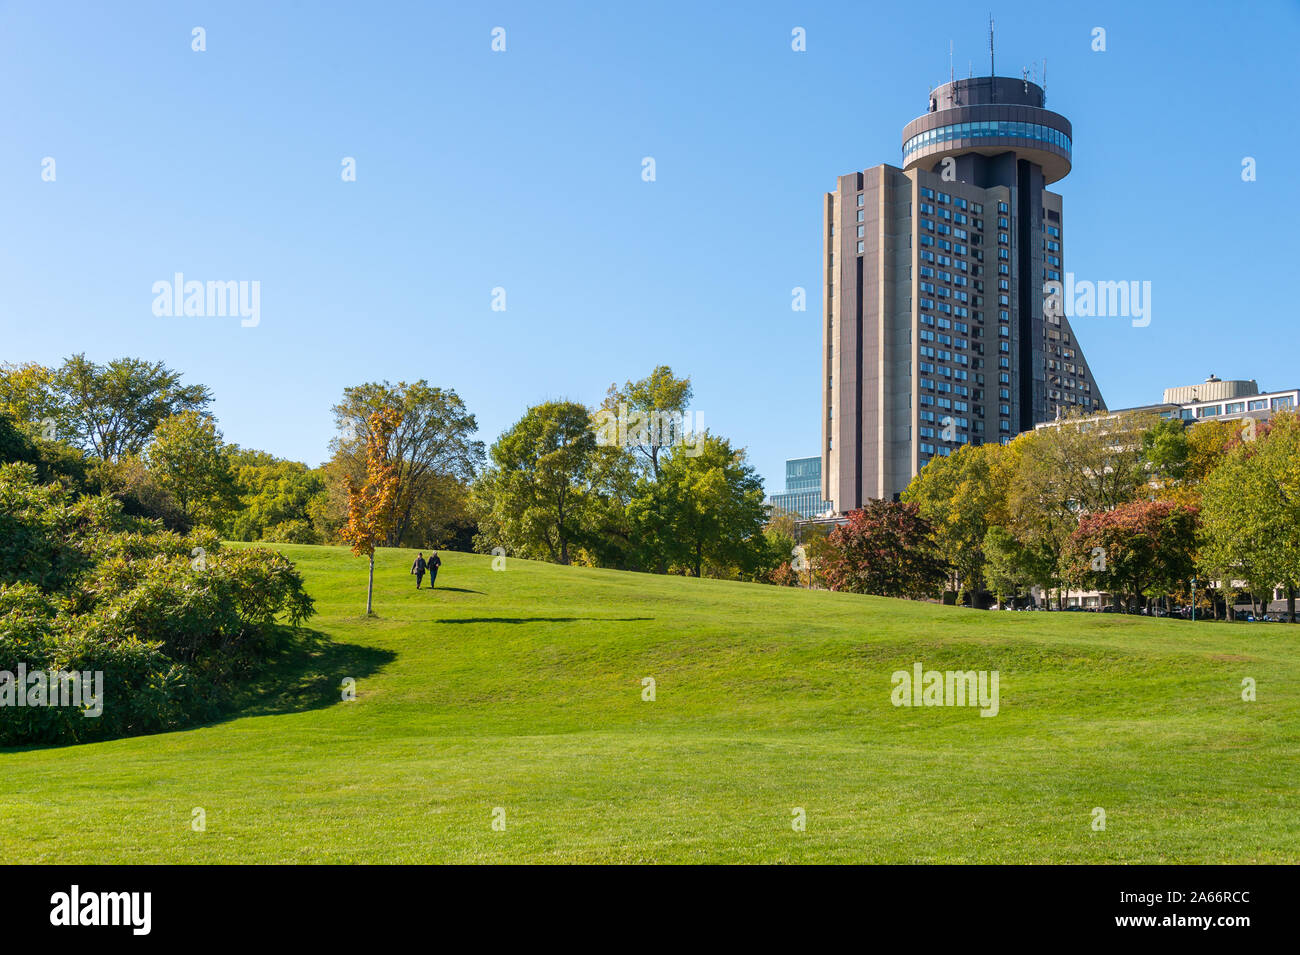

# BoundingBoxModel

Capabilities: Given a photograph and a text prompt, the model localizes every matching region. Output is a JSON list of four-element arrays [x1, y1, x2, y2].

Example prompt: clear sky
[[3, 0, 1298, 493]]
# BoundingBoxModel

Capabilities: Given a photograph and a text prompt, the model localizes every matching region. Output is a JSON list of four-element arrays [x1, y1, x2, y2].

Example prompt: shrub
[[0, 464, 314, 747]]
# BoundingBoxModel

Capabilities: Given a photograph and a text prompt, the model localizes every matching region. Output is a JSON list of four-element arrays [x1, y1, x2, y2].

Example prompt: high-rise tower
[[821, 75, 1105, 512]]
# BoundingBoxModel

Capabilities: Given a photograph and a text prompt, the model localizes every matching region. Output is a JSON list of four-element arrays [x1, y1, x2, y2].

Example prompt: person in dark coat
[[411, 552, 427, 589], [427, 551, 441, 589]]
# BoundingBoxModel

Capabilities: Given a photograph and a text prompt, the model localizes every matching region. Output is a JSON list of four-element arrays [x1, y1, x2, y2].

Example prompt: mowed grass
[[2, 543, 1297, 863]]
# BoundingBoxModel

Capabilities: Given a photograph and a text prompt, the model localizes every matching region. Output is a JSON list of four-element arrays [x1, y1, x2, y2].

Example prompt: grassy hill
[[2, 543, 1296, 863]]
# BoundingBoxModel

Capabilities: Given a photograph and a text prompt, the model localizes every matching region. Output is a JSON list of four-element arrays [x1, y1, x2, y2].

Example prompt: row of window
[[903, 121, 1072, 159], [918, 188, 981, 213], [1175, 395, 1298, 420]]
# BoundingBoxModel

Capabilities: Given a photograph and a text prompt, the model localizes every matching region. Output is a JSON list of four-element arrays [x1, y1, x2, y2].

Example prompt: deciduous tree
[[146, 411, 240, 528], [52, 354, 211, 461], [821, 500, 948, 599], [340, 409, 402, 616]]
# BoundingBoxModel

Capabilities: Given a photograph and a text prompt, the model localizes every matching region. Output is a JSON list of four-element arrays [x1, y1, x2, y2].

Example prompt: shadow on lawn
[[427, 586, 484, 594], [437, 616, 653, 624], [231, 627, 395, 718]]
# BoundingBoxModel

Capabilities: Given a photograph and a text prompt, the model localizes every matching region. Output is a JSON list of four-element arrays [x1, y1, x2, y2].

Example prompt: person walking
[[411, 552, 427, 589], [427, 550, 441, 590]]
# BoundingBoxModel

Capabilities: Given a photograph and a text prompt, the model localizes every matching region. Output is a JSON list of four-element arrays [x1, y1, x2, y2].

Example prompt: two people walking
[[411, 551, 441, 590]]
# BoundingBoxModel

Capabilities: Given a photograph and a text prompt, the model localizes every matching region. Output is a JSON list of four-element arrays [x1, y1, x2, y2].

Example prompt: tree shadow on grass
[[427, 586, 484, 594], [228, 626, 396, 719], [0, 628, 396, 752], [437, 616, 653, 624]]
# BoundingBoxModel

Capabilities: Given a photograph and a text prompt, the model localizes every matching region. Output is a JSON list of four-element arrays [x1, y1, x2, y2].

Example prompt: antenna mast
[[988, 15, 996, 101]]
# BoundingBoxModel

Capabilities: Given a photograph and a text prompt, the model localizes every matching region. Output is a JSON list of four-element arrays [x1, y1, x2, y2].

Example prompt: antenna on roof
[[988, 14, 996, 102], [1042, 58, 1048, 106], [989, 15, 995, 76]]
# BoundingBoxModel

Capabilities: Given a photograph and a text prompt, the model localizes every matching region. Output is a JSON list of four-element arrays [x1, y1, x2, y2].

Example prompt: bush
[[0, 464, 314, 747]]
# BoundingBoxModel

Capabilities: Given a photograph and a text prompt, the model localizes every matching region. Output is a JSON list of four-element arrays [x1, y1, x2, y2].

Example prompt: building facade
[[822, 75, 1105, 513], [768, 456, 834, 520], [1034, 374, 1299, 615], [1034, 375, 1299, 432]]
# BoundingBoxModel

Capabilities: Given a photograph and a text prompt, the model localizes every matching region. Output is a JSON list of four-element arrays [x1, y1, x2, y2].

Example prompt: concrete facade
[[822, 76, 1106, 512]]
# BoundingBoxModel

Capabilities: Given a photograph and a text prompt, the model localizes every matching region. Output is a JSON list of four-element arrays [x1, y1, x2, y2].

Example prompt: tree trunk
[[1287, 588, 1295, 623], [366, 553, 375, 616]]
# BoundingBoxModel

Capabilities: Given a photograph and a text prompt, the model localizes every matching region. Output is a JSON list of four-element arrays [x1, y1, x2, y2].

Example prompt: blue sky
[[3, 0, 1298, 493]]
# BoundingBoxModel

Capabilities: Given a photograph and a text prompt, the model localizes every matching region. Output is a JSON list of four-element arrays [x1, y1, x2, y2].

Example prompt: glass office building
[[769, 456, 834, 519]]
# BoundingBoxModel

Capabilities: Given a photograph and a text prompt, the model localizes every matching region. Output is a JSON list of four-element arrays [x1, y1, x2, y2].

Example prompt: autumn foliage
[[1066, 499, 1199, 610], [339, 408, 402, 614], [821, 500, 948, 599]]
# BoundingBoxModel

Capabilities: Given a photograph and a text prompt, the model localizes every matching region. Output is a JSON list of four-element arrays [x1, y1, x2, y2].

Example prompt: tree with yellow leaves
[[339, 408, 401, 616]]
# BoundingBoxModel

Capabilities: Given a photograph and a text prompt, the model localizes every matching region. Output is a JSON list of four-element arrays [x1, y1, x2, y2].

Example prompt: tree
[[1199, 412, 1300, 622], [224, 448, 327, 543], [52, 354, 211, 461], [1142, 418, 1189, 487], [331, 380, 483, 547], [598, 365, 693, 481], [902, 443, 1006, 605], [339, 409, 402, 616], [1005, 410, 1157, 606], [982, 526, 1038, 607], [146, 411, 240, 527], [0, 362, 59, 434], [471, 401, 598, 565], [821, 500, 948, 599], [0, 409, 94, 492], [1066, 500, 1199, 611], [649, 435, 767, 578], [762, 507, 800, 586]]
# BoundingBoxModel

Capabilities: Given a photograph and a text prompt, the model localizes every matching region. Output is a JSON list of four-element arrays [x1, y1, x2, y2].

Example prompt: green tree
[[902, 443, 1006, 605], [648, 437, 762, 578], [0, 362, 60, 435], [645, 436, 767, 578], [982, 526, 1038, 607], [146, 411, 239, 527], [330, 380, 483, 547], [1142, 418, 1190, 487], [225, 448, 327, 543], [1199, 412, 1300, 622], [597, 365, 693, 481], [52, 354, 211, 461], [471, 401, 599, 565]]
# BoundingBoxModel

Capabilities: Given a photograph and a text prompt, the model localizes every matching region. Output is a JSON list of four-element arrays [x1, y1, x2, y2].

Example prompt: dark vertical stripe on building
[[1016, 159, 1034, 433], [854, 254, 864, 508]]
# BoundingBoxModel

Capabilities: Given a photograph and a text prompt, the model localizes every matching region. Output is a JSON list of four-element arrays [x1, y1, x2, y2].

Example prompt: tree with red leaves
[[821, 499, 949, 599], [1067, 499, 1199, 612]]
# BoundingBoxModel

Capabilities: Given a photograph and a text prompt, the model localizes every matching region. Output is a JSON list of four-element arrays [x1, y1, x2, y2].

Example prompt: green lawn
[[2, 543, 1296, 863]]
